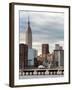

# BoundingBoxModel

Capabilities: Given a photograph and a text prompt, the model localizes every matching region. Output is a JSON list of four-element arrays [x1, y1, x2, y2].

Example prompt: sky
[[19, 10, 64, 55]]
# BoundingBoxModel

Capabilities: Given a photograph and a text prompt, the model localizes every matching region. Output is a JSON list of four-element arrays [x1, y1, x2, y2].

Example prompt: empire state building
[[26, 17, 32, 48]]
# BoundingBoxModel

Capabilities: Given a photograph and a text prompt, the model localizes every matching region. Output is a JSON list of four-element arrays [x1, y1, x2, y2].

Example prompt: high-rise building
[[55, 44, 60, 50], [60, 50, 64, 67], [54, 45, 64, 68], [42, 44, 49, 60], [19, 44, 28, 69], [59, 46, 63, 50], [42, 44, 49, 54], [28, 48, 37, 67], [26, 17, 32, 48]]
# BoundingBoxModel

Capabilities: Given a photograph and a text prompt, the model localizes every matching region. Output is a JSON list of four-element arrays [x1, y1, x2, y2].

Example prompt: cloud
[[19, 11, 64, 55]]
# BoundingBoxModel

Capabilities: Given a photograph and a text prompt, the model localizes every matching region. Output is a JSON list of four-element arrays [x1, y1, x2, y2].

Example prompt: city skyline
[[19, 11, 64, 55]]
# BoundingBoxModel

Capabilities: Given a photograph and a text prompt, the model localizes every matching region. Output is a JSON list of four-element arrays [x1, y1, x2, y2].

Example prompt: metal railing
[[19, 69, 64, 76]]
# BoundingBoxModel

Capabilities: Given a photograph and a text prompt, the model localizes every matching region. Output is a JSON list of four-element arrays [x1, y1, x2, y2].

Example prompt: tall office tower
[[54, 46, 64, 68], [42, 44, 49, 61], [42, 44, 49, 54], [26, 17, 32, 48], [28, 48, 37, 67], [55, 44, 60, 50], [59, 46, 63, 50], [19, 44, 28, 69]]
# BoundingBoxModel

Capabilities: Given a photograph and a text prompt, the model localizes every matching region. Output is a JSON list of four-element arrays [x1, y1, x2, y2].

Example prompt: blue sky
[[19, 10, 64, 55]]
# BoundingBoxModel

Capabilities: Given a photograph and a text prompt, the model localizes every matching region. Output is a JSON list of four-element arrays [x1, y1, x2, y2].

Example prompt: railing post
[[24, 71, 26, 75], [49, 70, 51, 75], [43, 71, 45, 75], [28, 72, 30, 75], [40, 71, 42, 75], [55, 71, 57, 75], [37, 71, 38, 75], [52, 71, 54, 75], [32, 71, 33, 75]]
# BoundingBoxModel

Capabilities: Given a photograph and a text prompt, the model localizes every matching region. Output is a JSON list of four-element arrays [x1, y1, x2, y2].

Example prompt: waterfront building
[[42, 44, 49, 61], [37, 56, 43, 65], [42, 44, 49, 54], [28, 48, 37, 67], [19, 44, 28, 69], [55, 44, 60, 50], [54, 45, 64, 68], [42, 53, 53, 68]]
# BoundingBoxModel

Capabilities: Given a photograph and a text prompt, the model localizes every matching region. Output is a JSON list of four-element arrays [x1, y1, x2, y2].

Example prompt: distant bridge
[[19, 69, 64, 76]]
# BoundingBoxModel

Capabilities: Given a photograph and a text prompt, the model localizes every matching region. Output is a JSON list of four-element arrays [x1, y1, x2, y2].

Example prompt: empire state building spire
[[26, 17, 32, 48], [28, 16, 30, 26]]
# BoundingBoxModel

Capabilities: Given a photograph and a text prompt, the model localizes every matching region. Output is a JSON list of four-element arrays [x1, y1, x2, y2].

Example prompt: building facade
[[42, 44, 49, 54], [59, 50, 64, 67], [54, 49, 64, 68], [42, 44, 49, 61], [55, 44, 60, 50], [19, 44, 28, 69], [28, 48, 37, 67]]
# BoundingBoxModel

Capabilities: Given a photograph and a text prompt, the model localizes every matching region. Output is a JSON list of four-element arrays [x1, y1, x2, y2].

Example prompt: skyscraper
[[54, 45, 64, 68], [42, 44, 49, 61], [19, 44, 28, 69], [42, 44, 49, 54], [55, 44, 60, 50], [28, 48, 37, 67], [26, 17, 32, 48]]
